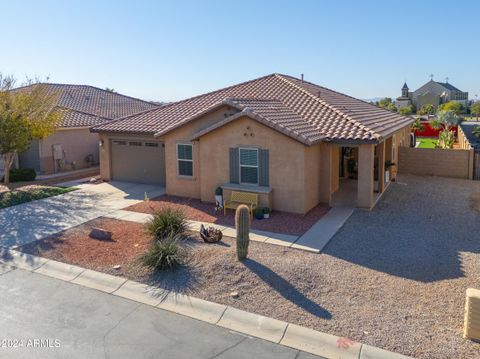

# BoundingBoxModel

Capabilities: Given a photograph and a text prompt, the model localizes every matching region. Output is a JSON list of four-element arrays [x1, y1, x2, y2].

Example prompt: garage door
[[111, 140, 166, 185]]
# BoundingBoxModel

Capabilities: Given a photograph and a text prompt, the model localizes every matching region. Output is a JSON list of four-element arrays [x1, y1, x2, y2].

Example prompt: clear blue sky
[[2, 0, 479, 102]]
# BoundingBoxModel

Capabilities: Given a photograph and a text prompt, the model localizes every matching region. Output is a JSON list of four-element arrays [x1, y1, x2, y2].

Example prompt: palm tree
[[411, 118, 425, 133], [473, 126, 480, 138]]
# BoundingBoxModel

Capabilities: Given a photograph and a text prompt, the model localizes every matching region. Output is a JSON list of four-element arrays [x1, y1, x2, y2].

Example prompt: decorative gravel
[[126, 194, 329, 236], [19, 174, 480, 358]]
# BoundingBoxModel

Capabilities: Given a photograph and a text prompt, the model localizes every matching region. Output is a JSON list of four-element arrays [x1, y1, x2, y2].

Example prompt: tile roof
[[54, 107, 111, 128], [93, 74, 413, 144], [190, 98, 323, 145], [459, 122, 480, 152], [13, 83, 158, 127]]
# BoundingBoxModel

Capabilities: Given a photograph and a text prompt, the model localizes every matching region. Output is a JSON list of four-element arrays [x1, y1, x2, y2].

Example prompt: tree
[[430, 110, 462, 149], [105, 87, 116, 93], [473, 126, 480, 138], [437, 101, 463, 115], [0, 75, 63, 186], [411, 118, 425, 132], [471, 102, 480, 120], [418, 104, 435, 115], [399, 105, 414, 116], [375, 97, 397, 111]]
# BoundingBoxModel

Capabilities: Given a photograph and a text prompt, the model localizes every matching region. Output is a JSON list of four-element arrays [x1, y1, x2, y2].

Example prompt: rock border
[[0, 248, 411, 359]]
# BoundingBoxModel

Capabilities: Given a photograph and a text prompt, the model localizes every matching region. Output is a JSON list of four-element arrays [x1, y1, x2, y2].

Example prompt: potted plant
[[263, 207, 271, 219], [215, 187, 223, 208], [254, 207, 264, 220], [384, 160, 395, 183]]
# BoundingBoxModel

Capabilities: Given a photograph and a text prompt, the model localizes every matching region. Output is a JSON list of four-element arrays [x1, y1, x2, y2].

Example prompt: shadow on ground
[[243, 258, 332, 319], [323, 175, 480, 282]]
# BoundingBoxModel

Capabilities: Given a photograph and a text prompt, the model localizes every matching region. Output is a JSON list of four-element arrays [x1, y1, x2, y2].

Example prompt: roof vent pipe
[[301, 74, 304, 82]]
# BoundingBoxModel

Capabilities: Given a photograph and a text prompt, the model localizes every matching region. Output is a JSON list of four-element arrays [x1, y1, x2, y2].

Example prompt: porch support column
[[319, 143, 332, 206], [358, 144, 374, 209], [377, 141, 385, 193]]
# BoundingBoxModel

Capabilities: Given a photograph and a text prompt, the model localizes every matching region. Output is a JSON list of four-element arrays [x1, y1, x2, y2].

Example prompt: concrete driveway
[[0, 266, 320, 359], [0, 181, 165, 248]]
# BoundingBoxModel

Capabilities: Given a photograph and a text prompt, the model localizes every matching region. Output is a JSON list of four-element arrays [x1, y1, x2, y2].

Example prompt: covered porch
[[321, 136, 396, 209]]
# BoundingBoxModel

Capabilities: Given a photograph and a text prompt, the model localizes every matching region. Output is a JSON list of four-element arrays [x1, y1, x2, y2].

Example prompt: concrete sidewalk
[[0, 181, 165, 248], [292, 206, 354, 252]]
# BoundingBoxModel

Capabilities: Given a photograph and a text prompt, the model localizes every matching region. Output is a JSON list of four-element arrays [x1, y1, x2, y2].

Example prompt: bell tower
[[401, 82, 409, 98]]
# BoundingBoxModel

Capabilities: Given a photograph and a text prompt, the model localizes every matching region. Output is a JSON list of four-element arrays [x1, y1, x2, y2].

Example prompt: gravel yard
[[19, 174, 480, 358]]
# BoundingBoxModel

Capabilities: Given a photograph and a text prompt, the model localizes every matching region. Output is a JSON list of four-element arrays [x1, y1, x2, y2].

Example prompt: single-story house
[[9, 84, 158, 174], [92, 74, 413, 213]]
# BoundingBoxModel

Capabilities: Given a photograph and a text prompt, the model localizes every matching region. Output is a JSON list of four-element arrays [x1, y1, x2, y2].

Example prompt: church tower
[[401, 82, 409, 98]]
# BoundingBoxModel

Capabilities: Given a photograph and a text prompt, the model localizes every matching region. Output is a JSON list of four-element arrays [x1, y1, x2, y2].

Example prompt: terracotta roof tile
[[93, 74, 413, 143], [13, 83, 158, 127]]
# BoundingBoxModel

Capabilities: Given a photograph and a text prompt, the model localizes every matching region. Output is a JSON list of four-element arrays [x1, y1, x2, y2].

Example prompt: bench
[[224, 191, 258, 217]]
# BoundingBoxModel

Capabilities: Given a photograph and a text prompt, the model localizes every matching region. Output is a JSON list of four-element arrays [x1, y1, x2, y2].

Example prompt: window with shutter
[[239, 148, 259, 185]]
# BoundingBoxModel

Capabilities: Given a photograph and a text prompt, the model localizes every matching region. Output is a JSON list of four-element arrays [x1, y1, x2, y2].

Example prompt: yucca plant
[[145, 207, 186, 240], [138, 237, 189, 271]]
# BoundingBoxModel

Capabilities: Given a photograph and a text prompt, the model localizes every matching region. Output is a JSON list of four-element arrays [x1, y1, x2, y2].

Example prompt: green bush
[[138, 237, 189, 271], [145, 207, 186, 240], [1, 168, 36, 182]]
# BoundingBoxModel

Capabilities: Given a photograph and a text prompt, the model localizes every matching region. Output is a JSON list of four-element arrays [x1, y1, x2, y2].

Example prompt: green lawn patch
[[0, 186, 77, 209], [417, 137, 438, 149]]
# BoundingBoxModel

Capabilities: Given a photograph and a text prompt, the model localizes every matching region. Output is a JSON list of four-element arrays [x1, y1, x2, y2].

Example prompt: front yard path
[[0, 181, 165, 248]]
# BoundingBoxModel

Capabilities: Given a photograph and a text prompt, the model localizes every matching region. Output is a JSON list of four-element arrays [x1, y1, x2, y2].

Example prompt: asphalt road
[[0, 267, 322, 359]]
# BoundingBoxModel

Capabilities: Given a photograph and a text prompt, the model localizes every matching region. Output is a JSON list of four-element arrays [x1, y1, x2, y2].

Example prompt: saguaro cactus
[[235, 205, 251, 260]]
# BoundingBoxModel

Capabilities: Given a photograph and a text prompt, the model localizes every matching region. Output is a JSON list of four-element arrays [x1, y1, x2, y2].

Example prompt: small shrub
[[138, 237, 189, 271], [1, 168, 36, 182], [145, 207, 186, 240]]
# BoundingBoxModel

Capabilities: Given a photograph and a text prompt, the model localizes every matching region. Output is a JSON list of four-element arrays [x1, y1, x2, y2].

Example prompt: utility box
[[464, 288, 480, 341], [52, 144, 64, 160]]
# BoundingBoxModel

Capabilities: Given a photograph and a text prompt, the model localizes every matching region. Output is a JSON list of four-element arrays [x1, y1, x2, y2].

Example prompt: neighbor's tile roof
[[55, 107, 111, 128], [93, 74, 413, 143], [459, 122, 480, 152], [13, 83, 158, 127]]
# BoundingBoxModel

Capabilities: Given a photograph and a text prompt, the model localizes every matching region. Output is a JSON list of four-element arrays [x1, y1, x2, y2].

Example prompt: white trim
[[176, 143, 193, 177], [239, 147, 259, 185]]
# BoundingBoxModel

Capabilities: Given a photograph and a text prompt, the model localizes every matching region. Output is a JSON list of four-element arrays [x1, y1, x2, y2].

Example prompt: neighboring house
[[92, 74, 413, 213], [10, 84, 158, 174], [396, 79, 469, 110]]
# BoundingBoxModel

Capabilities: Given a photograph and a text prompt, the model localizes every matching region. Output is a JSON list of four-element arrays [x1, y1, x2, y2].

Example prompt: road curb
[[157, 291, 227, 324], [0, 250, 413, 359], [280, 323, 362, 359], [34, 259, 86, 281], [217, 306, 288, 343]]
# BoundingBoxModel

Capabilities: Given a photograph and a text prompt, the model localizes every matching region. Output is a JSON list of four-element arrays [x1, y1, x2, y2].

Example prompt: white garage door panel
[[111, 140, 165, 185]]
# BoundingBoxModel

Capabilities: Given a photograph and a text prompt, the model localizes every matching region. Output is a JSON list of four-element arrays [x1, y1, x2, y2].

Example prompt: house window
[[177, 143, 193, 177], [129, 141, 142, 146], [239, 148, 258, 184], [113, 140, 126, 146]]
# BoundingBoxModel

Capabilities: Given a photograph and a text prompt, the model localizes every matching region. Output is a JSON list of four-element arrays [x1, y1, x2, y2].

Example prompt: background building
[[396, 78, 469, 110]]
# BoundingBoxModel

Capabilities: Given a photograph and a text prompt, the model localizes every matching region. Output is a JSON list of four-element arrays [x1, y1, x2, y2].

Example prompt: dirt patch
[[126, 194, 329, 236], [19, 218, 152, 276]]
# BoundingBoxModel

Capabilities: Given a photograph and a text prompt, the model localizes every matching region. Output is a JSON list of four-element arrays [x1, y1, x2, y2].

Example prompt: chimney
[[301, 74, 304, 82]]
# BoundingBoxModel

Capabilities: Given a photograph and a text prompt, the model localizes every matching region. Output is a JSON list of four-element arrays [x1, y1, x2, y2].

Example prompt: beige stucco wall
[[39, 128, 99, 174], [162, 105, 238, 199], [196, 116, 309, 213]]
